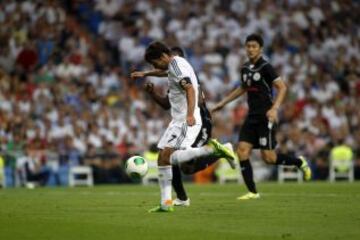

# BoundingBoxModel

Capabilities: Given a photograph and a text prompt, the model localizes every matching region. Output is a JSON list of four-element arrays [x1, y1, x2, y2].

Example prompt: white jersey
[[167, 56, 201, 123]]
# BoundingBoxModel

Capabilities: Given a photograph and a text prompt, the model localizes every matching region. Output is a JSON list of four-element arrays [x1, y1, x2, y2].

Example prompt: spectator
[[0, 0, 359, 185], [16, 41, 38, 72], [330, 139, 354, 174], [16, 144, 51, 187]]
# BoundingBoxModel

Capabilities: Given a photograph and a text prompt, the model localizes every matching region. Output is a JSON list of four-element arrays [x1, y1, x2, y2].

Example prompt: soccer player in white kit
[[143, 42, 235, 212]]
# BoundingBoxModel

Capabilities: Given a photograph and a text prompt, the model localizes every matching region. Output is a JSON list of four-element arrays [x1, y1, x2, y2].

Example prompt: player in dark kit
[[212, 34, 312, 200], [131, 46, 235, 206]]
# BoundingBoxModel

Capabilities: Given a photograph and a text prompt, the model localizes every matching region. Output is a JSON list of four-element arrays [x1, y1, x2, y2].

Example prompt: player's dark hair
[[245, 34, 264, 47], [171, 46, 185, 57], [144, 41, 171, 63]]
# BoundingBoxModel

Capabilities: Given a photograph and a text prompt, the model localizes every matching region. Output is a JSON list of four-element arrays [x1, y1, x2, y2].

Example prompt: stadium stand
[[0, 0, 359, 186]]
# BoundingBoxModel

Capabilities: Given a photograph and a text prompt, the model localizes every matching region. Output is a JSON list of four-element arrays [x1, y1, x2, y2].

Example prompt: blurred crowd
[[0, 0, 359, 186]]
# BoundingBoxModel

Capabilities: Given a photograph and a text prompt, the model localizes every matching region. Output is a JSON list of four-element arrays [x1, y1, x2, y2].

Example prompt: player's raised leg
[[208, 139, 236, 168], [180, 142, 235, 174], [170, 138, 235, 166], [261, 150, 312, 181]]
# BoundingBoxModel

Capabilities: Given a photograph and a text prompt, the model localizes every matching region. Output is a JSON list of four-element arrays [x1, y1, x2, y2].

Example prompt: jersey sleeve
[[239, 68, 247, 89], [169, 59, 191, 83], [262, 63, 280, 83]]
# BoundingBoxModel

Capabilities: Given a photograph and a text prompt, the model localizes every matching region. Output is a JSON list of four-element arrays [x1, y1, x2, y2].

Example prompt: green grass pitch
[[0, 182, 359, 240]]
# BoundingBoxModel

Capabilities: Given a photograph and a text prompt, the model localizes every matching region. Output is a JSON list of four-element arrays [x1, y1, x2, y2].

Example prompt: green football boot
[[299, 156, 312, 181], [207, 139, 236, 169], [148, 205, 175, 213]]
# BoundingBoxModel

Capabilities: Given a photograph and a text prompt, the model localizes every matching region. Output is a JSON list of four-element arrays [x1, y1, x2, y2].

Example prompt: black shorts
[[239, 115, 277, 150], [191, 104, 212, 147]]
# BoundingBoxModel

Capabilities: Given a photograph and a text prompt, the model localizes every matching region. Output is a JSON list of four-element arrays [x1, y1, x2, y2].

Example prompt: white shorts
[[157, 121, 202, 150]]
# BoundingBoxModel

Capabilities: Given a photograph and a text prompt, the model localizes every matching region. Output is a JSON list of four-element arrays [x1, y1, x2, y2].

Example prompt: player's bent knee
[[261, 151, 276, 164], [158, 148, 173, 166], [237, 146, 250, 161]]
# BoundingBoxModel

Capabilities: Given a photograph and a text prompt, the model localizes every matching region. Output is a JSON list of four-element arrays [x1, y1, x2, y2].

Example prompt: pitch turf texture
[[1, 183, 359, 240]]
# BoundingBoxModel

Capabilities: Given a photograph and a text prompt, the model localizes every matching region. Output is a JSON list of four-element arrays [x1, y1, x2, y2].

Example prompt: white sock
[[170, 146, 214, 165], [158, 165, 173, 206]]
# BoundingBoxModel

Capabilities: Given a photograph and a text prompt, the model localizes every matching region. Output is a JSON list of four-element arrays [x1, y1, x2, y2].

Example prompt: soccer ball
[[125, 156, 148, 179]]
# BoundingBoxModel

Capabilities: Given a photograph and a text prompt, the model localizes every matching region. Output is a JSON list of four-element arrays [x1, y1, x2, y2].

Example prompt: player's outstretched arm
[[131, 69, 167, 79], [212, 87, 246, 113], [144, 82, 171, 110]]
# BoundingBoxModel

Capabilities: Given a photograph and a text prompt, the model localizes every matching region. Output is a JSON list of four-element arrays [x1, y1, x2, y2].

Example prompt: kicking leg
[[180, 142, 235, 174], [170, 145, 214, 165], [170, 139, 235, 165]]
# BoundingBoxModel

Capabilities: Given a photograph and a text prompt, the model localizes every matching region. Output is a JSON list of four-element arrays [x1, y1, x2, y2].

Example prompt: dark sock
[[239, 160, 257, 193], [275, 154, 302, 168], [172, 165, 188, 200], [193, 156, 219, 172], [180, 156, 219, 175]]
